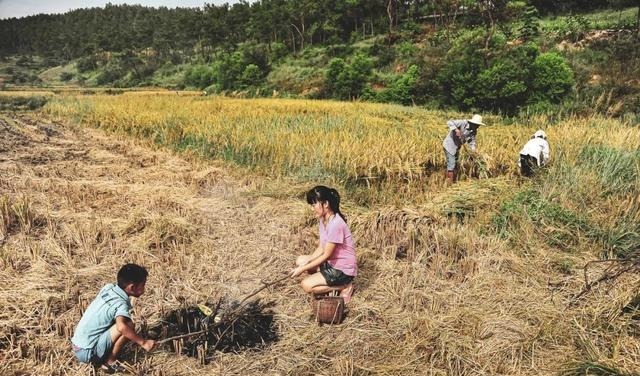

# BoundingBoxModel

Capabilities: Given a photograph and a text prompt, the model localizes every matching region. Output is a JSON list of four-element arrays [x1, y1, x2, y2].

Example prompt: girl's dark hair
[[306, 185, 346, 223], [117, 263, 148, 288]]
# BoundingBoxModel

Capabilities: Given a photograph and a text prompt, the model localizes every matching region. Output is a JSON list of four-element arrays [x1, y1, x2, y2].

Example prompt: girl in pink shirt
[[291, 186, 357, 303]]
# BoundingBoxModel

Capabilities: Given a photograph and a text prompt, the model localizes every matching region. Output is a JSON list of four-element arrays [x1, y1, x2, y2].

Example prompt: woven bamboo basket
[[311, 295, 344, 324]]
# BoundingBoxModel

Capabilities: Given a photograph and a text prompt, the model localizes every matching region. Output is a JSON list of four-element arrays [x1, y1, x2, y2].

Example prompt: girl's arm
[[309, 242, 325, 259], [292, 242, 336, 277]]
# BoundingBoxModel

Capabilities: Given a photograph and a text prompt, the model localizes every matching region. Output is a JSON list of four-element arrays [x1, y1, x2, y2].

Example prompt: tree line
[[1, 1, 638, 118], [0, 0, 632, 61]]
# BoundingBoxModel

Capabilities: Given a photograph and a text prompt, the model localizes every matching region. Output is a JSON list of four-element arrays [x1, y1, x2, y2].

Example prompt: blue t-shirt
[[71, 283, 132, 349]]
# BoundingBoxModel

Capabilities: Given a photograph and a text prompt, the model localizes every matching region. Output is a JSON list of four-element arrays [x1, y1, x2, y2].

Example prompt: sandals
[[339, 283, 354, 304], [100, 361, 127, 374]]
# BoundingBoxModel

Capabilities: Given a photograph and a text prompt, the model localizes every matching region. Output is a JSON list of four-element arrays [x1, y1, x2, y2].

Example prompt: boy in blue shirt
[[71, 264, 156, 373]]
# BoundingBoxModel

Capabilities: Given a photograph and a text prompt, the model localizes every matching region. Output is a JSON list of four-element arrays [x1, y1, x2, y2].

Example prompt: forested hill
[[1, 0, 639, 118]]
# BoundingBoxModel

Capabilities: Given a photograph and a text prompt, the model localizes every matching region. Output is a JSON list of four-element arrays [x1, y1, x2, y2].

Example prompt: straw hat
[[533, 130, 547, 139], [468, 114, 485, 126]]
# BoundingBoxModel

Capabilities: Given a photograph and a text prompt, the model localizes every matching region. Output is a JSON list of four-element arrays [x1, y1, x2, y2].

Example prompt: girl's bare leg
[[301, 272, 338, 295]]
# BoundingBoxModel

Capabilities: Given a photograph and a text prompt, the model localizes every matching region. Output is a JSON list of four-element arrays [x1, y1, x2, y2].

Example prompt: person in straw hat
[[442, 114, 485, 184], [518, 129, 550, 177]]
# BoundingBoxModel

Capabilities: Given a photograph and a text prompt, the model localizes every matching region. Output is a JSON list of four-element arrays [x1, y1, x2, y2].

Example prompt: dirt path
[[0, 113, 317, 375]]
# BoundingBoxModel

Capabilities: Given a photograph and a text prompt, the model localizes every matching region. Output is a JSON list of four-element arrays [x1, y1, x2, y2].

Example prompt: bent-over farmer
[[519, 130, 550, 177], [442, 114, 485, 184]]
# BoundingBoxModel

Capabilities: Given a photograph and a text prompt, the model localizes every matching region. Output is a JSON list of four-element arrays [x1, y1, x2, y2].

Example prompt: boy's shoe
[[100, 361, 127, 374], [339, 283, 354, 304]]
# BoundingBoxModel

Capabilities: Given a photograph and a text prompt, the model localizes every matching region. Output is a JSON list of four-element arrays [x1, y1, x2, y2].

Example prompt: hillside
[[1, 3, 639, 120]]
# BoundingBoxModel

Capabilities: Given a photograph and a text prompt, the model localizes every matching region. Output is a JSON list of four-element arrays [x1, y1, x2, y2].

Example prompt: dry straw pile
[[1, 94, 639, 375]]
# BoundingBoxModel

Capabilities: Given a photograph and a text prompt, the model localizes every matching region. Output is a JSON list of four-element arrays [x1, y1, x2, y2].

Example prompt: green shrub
[[96, 65, 124, 85], [374, 65, 420, 105], [210, 52, 245, 90], [325, 58, 346, 97], [578, 145, 640, 196], [530, 52, 574, 103], [270, 42, 288, 62], [76, 56, 97, 73], [563, 14, 591, 42], [240, 64, 264, 88], [324, 54, 373, 100], [184, 65, 214, 89], [60, 72, 74, 81], [518, 5, 541, 41], [475, 59, 529, 113], [0, 95, 49, 110]]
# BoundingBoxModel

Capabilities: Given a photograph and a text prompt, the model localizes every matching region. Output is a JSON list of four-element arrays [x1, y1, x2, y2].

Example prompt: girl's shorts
[[320, 262, 354, 286]]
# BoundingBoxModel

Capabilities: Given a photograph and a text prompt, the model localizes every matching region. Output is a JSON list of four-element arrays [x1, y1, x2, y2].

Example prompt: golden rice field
[[1, 92, 639, 375], [43, 95, 639, 187]]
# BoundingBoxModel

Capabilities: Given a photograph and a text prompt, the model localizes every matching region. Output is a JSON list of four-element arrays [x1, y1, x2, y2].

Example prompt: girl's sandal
[[339, 283, 354, 304]]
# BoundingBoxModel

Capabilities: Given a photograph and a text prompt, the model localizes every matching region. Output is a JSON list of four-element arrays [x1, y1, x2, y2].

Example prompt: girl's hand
[[290, 266, 304, 278]]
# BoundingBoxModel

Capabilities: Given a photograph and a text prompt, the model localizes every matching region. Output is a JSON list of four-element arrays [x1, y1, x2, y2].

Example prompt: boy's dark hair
[[117, 263, 148, 289]]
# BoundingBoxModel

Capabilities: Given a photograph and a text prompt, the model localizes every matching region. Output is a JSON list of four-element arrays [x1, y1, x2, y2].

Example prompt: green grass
[[0, 95, 49, 110], [579, 145, 640, 197], [560, 361, 629, 376], [492, 188, 594, 251], [541, 7, 639, 32]]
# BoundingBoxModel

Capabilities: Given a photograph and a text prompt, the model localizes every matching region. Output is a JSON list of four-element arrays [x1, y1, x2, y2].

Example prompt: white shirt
[[519, 137, 550, 166]]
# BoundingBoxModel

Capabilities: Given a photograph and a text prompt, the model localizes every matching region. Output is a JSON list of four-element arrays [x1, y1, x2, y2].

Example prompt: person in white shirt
[[518, 130, 550, 176]]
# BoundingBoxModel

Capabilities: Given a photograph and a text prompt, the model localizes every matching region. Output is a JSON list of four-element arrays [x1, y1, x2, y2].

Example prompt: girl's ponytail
[[329, 188, 346, 223]]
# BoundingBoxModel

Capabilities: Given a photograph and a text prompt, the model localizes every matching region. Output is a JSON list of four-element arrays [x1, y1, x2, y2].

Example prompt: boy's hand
[[141, 339, 156, 351]]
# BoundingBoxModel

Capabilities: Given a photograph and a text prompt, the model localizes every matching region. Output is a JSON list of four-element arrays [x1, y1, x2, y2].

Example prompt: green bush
[[60, 72, 74, 81], [184, 65, 214, 89], [240, 64, 264, 88], [324, 54, 372, 100], [210, 52, 246, 90], [530, 52, 574, 103], [374, 65, 420, 105], [96, 65, 124, 85], [76, 56, 97, 73], [0, 95, 49, 110], [269, 42, 288, 62], [475, 59, 529, 113], [518, 6, 541, 41]]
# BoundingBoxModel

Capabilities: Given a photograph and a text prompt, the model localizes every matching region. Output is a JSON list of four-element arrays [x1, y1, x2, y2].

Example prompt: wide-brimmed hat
[[468, 114, 485, 126], [533, 130, 547, 139]]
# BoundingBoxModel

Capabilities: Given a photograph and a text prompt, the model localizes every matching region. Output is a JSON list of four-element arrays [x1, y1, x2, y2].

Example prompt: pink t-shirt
[[319, 214, 357, 277]]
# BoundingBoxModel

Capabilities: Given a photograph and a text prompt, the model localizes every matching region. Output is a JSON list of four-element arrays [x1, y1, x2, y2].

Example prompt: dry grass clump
[[0, 195, 45, 239]]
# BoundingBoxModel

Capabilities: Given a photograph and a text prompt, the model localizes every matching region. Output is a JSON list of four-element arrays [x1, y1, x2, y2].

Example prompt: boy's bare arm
[[115, 316, 156, 351]]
